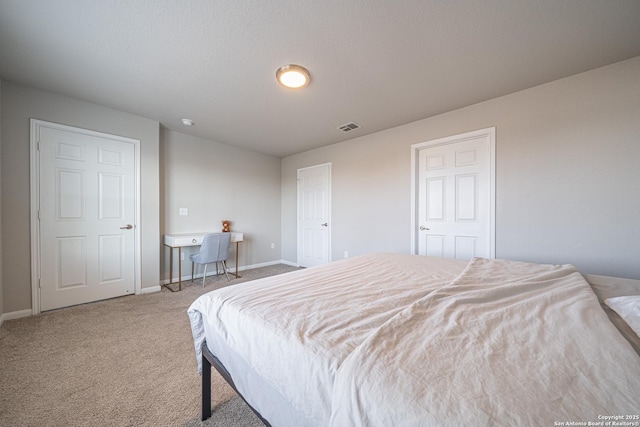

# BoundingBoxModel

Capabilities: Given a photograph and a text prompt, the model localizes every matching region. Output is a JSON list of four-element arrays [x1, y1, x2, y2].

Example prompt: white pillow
[[605, 295, 640, 338]]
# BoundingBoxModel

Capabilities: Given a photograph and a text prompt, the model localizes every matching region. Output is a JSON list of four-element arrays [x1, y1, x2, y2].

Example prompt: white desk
[[163, 232, 244, 292]]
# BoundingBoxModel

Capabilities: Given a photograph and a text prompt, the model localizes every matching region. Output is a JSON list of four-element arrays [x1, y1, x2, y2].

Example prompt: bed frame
[[201, 341, 272, 426]]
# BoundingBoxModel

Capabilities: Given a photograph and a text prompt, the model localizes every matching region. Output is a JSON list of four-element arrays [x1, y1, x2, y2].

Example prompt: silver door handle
[[120, 224, 133, 230], [419, 226, 430, 231], [320, 223, 328, 227]]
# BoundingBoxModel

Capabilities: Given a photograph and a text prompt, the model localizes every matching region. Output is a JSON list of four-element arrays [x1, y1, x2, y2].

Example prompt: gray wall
[[160, 128, 282, 280], [282, 56, 640, 279], [1, 81, 160, 313]]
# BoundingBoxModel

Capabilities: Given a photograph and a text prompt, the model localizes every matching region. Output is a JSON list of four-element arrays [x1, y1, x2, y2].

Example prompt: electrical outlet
[[179, 208, 188, 216], [181, 252, 185, 260], [271, 243, 275, 249], [344, 251, 349, 258]]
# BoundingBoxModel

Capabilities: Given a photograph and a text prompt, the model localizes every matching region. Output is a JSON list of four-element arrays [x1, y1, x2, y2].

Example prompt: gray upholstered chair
[[190, 233, 232, 287]]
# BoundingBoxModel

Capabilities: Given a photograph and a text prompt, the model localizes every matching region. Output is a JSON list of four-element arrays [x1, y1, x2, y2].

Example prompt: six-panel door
[[38, 125, 136, 311]]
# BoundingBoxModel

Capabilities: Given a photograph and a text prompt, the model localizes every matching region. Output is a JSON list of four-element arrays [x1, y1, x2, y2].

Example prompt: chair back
[[192, 233, 231, 264]]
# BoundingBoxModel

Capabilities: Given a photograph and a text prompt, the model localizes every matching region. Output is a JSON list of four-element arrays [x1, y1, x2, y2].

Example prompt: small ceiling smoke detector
[[181, 118, 194, 126], [276, 64, 311, 89], [338, 122, 361, 132]]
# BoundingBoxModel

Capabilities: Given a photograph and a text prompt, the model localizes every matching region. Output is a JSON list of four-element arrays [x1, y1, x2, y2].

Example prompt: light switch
[[179, 208, 188, 216]]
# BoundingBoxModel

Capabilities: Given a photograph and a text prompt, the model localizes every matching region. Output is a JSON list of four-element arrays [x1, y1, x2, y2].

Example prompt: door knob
[[120, 224, 133, 230], [320, 223, 328, 227], [419, 226, 430, 231]]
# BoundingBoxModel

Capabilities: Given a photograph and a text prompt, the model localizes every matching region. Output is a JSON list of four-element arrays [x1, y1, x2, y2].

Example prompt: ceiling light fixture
[[181, 118, 194, 126], [276, 64, 311, 89]]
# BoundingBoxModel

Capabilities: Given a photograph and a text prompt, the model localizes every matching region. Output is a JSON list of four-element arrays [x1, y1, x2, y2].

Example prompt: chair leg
[[222, 260, 230, 282], [191, 262, 195, 282], [202, 264, 207, 287]]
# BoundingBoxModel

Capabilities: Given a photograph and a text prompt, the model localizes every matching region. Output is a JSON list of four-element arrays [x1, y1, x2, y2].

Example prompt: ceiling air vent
[[338, 122, 361, 132]]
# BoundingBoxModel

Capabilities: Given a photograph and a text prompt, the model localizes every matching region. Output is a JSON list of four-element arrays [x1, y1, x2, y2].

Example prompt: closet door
[[297, 163, 331, 267], [34, 120, 138, 311], [414, 128, 495, 259]]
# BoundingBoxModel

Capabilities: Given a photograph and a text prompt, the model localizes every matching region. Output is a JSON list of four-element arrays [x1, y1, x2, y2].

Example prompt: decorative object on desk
[[221, 220, 231, 232]]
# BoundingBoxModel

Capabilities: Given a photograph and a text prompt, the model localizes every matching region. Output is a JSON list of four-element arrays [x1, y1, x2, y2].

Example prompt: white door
[[34, 121, 138, 311], [412, 128, 495, 259], [297, 163, 331, 267]]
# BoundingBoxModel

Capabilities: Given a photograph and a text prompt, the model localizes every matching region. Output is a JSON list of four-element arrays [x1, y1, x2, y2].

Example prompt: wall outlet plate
[[179, 208, 188, 216]]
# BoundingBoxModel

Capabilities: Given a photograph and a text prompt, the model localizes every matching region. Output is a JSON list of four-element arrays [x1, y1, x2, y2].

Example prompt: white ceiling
[[1, 0, 639, 157]]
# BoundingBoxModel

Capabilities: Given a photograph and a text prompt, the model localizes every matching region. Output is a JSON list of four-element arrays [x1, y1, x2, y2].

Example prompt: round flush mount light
[[181, 118, 194, 126], [276, 64, 311, 89]]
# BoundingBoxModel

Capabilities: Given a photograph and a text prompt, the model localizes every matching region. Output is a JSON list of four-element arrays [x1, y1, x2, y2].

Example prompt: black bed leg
[[202, 353, 212, 421]]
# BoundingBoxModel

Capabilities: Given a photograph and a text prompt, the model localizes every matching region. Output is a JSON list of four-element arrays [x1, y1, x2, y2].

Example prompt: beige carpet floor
[[0, 264, 301, 427]]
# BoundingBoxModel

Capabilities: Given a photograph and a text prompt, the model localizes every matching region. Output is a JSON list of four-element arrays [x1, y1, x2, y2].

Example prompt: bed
[[187, 253, 640, 426]]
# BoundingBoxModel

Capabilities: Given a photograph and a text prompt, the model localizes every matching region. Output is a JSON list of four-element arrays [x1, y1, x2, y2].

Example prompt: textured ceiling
[[1, 0, 639, 157]]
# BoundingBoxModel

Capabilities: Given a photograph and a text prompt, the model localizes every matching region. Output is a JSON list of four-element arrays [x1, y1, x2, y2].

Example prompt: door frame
[[297, 162, 332, 266], [410, 127, 496, 257], [29, 119, 142, 315]]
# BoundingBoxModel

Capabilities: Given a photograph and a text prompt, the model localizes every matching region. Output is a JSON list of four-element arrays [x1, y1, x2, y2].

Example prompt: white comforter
[[188, 254, 640, 426], [330, 257, 640, 426]]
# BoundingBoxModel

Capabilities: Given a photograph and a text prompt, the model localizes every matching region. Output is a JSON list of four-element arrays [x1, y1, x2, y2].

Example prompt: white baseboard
[[0, 308, 33, 327], [140, 285, 161, 295], [244, 259, 300, 268]]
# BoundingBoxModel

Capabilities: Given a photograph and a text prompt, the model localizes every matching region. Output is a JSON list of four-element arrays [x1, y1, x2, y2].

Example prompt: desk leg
[[169, 246, 173, 280], [178, 247, 182, 290], [232, 241, 241, 278], [163, 245, 183, 292]]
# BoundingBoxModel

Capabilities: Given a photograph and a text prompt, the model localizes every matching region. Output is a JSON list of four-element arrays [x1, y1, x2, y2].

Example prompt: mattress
[[188, 254, 640, 426]]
